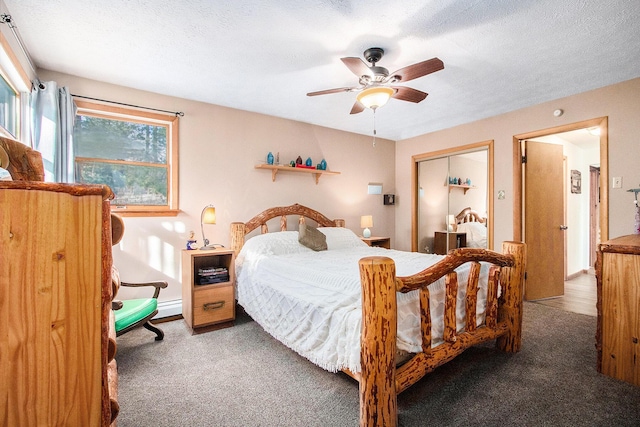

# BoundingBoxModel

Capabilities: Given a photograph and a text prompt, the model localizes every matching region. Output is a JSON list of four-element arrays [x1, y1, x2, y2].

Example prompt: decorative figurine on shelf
[[320, 159, 327, 170], [186, 231, 198, 250], [289, 160, 295, 167], [267, 152, 274, 165], [296, 156, 303, 165], [305, 157, 312, 166]]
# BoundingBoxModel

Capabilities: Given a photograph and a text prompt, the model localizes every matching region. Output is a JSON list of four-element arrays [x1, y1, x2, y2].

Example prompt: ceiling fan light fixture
[[357, 87, 394, 110]]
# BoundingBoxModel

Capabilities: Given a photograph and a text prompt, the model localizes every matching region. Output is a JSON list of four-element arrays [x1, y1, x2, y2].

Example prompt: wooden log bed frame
[[230, 203, 526, 427]]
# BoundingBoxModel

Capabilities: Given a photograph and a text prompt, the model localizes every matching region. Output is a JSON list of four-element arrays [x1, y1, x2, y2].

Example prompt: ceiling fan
[[307, 47, 444, 114]]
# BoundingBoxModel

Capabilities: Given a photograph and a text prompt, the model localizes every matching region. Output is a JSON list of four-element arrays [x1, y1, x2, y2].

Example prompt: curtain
[[30, 81, 77, 182]]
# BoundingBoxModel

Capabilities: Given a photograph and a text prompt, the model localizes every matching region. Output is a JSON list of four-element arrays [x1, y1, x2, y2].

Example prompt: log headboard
[[230, 203, 344, 255], [455, 206, 486, 225]]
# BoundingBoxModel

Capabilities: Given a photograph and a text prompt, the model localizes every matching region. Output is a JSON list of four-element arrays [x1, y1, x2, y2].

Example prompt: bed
[[230, 204, 525, 426], [455, 206, 488, 248]]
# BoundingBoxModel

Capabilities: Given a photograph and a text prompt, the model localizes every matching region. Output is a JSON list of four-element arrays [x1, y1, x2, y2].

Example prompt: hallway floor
[[530, 271, 597, 317]]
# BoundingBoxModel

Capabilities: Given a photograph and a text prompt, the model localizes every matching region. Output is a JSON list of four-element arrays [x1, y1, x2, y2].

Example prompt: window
[[73, 100, 179, 216], [0, 30, 31, 140], [0, 72, 18, 137]]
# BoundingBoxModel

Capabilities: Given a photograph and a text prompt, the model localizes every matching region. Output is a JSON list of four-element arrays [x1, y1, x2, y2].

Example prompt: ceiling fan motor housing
[[363, 47, 384, 65]]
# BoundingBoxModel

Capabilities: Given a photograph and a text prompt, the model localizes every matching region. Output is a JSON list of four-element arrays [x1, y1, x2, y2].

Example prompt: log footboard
[[358, 241, 526, 427]]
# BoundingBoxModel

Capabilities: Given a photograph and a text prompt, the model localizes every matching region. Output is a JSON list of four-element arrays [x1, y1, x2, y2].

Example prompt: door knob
[[560, 225, 568, 230]]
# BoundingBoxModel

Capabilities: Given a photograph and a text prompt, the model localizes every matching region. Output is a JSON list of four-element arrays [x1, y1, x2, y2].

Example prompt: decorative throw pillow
[[298, 224, 328, 251]]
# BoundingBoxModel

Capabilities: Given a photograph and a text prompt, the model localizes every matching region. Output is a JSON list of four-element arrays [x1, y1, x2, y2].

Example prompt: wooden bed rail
[[358, 241, 526, 427]]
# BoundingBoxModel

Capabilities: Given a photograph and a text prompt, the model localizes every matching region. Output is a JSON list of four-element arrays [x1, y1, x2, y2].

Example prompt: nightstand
[[433, 231, 467, 255], [181, 248, 235, 333], [361, 236, 391, 249]]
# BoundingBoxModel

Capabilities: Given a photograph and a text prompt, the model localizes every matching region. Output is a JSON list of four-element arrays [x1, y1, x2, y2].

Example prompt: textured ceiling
[[4, 0, 640, 140]]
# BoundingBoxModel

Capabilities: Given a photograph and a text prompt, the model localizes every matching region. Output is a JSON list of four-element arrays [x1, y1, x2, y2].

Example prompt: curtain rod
[[1, 14, 37, 75], [71, 94, 185, 117]]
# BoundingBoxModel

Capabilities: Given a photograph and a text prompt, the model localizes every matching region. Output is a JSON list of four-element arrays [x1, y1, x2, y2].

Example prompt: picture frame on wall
[[571, 170, 581, 194]]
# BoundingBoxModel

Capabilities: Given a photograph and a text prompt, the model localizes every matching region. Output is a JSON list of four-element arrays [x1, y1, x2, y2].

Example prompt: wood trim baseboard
[[566, 269, 590, 281]]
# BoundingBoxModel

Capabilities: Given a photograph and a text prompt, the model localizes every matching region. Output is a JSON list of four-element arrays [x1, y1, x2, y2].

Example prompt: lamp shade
[[202, 206, 216, 224], [357, 87, 394, 110], [360, 215, 373, 228]]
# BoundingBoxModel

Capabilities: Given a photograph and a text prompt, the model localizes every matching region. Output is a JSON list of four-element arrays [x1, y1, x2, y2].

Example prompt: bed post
[[230, 222, 246, 255], [358, 256, 398, 427], [496, 241, 527, 352]]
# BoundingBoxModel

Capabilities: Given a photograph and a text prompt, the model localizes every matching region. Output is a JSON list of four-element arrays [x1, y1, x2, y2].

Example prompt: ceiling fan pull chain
[[372, 109, 377, 147]]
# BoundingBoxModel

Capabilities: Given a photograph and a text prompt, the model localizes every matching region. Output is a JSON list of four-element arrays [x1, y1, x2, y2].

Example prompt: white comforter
[[236, 228, 491, 373]]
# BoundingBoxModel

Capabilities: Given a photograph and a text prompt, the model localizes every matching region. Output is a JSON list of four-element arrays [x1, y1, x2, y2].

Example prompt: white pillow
[[317, 227, 368, 250], [240, 231, 312, 257], [457, 222, 486, 242]]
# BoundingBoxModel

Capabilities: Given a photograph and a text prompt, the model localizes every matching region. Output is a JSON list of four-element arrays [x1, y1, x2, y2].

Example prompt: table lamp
[[200, 205, 223, 249], [361, 215, 373, 238], [447, 214, 455, 232]]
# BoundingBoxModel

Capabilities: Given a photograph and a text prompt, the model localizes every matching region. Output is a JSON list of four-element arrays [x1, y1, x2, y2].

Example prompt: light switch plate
[[612, 177, 622, 189]]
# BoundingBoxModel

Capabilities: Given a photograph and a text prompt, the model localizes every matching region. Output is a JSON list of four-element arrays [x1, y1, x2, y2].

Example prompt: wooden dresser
[[596, 234, 640, 386], [0, 181, 119, 425]]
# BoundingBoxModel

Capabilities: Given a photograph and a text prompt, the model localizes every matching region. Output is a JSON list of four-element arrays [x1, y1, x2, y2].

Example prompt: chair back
[[0, 136, 45, 181]]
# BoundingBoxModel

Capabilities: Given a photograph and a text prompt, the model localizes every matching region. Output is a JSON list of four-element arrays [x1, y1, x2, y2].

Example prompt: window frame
[[74, 99, 180, 217], [0, 70, 19, 138], [0, 30, 30, 141]]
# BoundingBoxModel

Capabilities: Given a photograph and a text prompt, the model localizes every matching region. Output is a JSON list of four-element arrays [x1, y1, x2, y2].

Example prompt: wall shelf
[[255, 164, 340, 184], [448, 183, 476, 194]]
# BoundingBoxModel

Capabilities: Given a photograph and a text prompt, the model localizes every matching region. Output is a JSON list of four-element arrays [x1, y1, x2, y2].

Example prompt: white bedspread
[[236, 229, 491, 373]]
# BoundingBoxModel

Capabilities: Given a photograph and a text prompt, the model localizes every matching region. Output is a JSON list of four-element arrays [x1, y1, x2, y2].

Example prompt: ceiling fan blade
[[350, 101, 365, 115], [391, 86, 428, 103], [341, 57, 373, 78], [307, 87, 353, 96], [388, 57, 444, 83]]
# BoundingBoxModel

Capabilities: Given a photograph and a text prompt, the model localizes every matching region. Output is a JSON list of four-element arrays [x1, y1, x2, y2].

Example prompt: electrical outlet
[[612, 177, 622, 189]]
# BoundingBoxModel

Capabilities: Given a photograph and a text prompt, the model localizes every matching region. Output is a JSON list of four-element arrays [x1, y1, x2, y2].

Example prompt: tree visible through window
[[73, 100, 179, 215]]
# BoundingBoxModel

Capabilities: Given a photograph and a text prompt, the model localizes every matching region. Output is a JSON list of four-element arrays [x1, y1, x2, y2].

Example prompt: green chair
[[111, 213, 168, 341], [112, 278, 168, 340]]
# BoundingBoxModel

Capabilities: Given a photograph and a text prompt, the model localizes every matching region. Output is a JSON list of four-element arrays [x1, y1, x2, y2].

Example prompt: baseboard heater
[[154, 299, 182, 319]]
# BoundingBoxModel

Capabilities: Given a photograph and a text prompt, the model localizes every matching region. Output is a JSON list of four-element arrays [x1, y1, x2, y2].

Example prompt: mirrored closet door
[[412, 141, 493, 254]]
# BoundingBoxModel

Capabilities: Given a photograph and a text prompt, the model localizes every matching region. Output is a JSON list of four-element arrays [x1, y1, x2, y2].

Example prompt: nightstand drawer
[[193, 285, 235, 327]]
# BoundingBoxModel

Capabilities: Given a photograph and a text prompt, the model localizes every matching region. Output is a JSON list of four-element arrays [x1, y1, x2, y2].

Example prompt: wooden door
[[523, 140, 565, 300]]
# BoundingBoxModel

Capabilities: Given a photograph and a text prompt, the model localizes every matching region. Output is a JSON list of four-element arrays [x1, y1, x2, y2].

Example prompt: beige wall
[[35, 69, 640, 305], [39, 70, 396, 303], [395, 77, 640, 252]]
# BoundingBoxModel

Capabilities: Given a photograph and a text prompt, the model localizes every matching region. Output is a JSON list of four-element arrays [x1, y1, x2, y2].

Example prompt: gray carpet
[[115, 303, 640, 426]]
